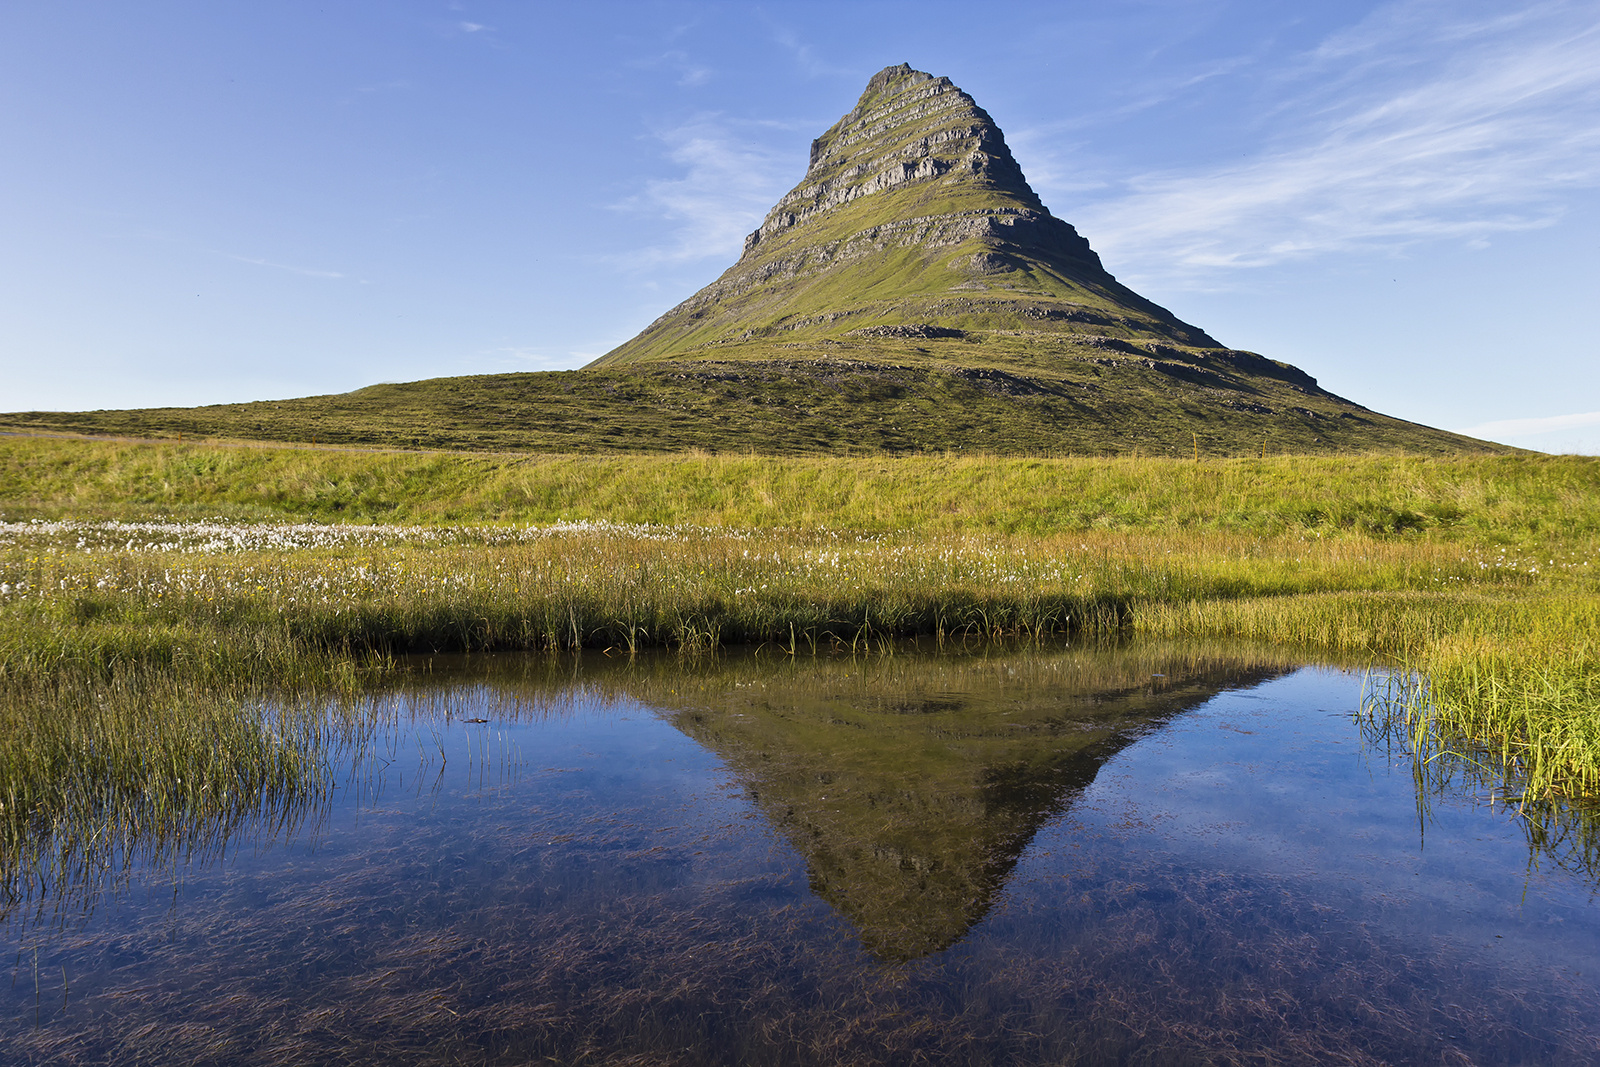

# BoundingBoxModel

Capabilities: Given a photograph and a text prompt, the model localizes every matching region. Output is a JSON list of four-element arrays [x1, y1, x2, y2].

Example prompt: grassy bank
[[4, 514, 1597, 786], [12, 518, 1558, 673]]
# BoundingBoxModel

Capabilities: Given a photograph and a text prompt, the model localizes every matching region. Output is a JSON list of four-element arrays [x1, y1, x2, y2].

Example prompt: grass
[[0, 437, 1596, 892], [0, 437, 1561, 529]]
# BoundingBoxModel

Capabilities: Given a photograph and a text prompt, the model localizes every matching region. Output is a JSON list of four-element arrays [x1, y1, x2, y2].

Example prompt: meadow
[[2, 435, 1598, 899]]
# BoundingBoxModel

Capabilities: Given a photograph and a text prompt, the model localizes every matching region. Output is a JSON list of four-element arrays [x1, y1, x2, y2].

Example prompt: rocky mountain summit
[[594, 63, 1219, 367]]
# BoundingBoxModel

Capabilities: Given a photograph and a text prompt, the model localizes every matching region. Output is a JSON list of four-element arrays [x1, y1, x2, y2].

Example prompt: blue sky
[[3, 1, 1598, 452]]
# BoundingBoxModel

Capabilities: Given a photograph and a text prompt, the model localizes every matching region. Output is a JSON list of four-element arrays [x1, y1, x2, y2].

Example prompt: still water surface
[[5, 644, 1599, 1064]]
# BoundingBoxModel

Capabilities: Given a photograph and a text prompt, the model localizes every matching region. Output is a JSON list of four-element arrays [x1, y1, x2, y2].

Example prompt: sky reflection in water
[[4, 646, 1598, 1065]]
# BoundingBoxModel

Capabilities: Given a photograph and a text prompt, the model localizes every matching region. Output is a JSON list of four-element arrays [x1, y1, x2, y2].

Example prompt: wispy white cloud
[[225, 254, 345, 280], [1009, 53, 1265, 198], [663, 49, 713, 87], [441, 18, 498, 43], [624, 49, 714, 88], [1458, 410, 1600, 437], [475, 346, 585, 371], [763, 18, 857, 81], [610, 117, 795, 268], [1067, 0, 1600, 286]]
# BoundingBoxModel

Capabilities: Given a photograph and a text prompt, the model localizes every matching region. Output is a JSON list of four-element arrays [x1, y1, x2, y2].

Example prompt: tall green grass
[[4, 517, 1594, 782], [4, 521, 1564, 675], [2, 437, 1594, 538]]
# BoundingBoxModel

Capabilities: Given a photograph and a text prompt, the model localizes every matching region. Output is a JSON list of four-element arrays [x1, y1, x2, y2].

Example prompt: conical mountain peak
[[593, 65, 1215, 368]]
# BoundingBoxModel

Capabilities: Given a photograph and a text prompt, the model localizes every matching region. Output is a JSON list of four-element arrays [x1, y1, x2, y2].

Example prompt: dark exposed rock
[[847, 324, 966, 339], [949, 367, 1064, 399], [1148, 361, 1248, 391], [1072, 336, 1144, 355]]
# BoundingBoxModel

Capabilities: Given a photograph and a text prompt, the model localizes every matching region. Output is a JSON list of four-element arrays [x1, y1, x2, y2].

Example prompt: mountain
[[593, 63, 1220, 367], [0, 65, 1505, 457]]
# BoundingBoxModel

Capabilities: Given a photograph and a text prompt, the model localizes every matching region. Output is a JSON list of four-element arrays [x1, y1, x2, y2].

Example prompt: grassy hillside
[[0, 341, 1508, 458], [594, 64, 1216, 367]]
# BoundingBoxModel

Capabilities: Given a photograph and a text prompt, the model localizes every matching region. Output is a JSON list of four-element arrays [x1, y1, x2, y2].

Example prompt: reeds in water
[[0, 667, 376, 926]]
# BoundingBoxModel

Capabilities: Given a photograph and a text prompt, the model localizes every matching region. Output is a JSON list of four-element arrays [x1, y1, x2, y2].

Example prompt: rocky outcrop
[[743, 65, 1046, 251], [847, 324, 966, 339]]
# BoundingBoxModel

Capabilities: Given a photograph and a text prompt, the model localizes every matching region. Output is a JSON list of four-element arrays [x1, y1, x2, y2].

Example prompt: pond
[[4, 642, 1599, 1064]]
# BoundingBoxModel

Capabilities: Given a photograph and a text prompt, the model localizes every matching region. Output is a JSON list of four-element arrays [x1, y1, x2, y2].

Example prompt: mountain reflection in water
[[626, 649, 1289, 960]]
